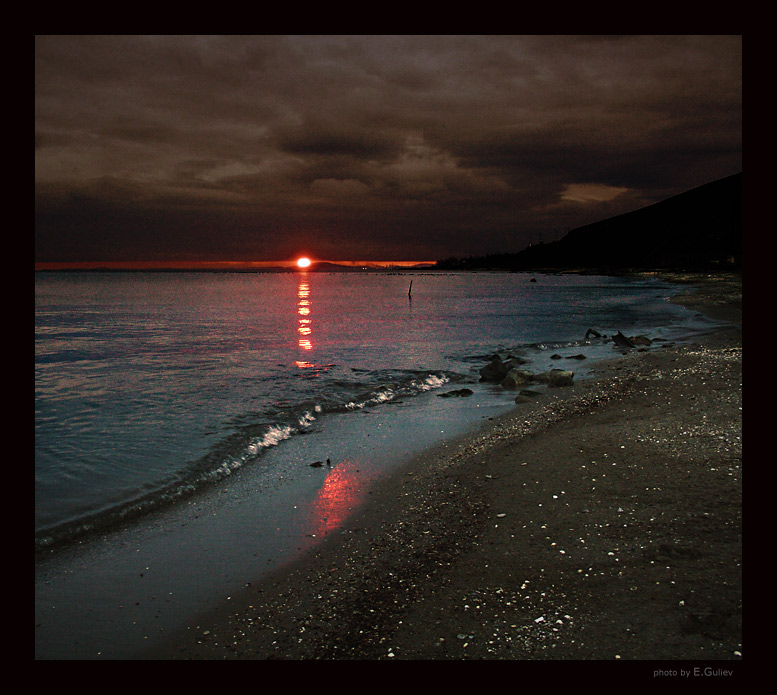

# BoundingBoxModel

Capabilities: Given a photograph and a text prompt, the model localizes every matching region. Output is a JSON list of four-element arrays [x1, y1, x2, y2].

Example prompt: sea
[[34, 269, 725, 659]]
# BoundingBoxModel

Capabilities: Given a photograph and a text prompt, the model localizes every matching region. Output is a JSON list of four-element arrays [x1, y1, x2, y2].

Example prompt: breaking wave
[[35, 368, 454, 552]]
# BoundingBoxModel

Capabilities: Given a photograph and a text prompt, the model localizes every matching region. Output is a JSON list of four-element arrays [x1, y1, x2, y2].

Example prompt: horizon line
[[35, 259, 437, 271]]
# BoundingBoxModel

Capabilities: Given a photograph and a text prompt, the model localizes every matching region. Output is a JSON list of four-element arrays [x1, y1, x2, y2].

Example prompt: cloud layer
[[35, 35, 742, 263]]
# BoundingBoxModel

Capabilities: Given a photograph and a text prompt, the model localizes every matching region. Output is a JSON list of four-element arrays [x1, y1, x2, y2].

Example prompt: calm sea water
[[35, 270, 721, 658]]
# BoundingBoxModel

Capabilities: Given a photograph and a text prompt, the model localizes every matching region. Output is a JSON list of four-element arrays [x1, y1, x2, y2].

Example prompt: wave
[[35, 368, 455, 553], [343, 373, 450, 411]]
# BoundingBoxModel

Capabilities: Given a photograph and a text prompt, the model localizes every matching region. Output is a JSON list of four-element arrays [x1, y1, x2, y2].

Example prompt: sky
[[35, 35, 742, 266]]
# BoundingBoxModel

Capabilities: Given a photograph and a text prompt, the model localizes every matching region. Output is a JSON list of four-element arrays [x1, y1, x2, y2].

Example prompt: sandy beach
[[146, 271, 742, 666]]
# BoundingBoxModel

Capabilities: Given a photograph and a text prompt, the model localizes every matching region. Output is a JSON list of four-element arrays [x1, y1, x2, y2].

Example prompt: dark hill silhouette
[[438, 173, 741, 272]]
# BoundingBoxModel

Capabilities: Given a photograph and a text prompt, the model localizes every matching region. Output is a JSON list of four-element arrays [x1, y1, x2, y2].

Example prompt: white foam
[[420, 374, 449, 390], [249, 424, 294, 454], [298, 411, 317, 428], [374, 388, 396, 403]]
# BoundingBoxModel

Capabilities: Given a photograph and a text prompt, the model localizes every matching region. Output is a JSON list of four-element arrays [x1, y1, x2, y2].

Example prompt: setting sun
[[297, 257, 311, 269]]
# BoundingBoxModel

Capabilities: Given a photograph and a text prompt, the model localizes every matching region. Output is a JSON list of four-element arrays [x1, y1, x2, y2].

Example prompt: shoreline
[[144, 271, 742, 662]]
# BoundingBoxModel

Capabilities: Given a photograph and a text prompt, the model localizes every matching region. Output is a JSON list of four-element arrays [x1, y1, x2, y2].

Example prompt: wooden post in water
[[408, 280, 413, 300]]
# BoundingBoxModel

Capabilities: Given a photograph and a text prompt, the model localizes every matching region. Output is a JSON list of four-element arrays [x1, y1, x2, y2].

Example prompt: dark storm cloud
[[279, 125, 401, 160], [35, 35, 742, 263]]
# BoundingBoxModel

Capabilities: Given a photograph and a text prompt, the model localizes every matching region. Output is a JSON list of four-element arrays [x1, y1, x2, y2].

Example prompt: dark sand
[[146, 272, 742, 666]]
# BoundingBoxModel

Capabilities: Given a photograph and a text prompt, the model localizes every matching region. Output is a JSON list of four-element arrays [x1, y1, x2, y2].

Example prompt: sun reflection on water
[[297, 275, 313, 351], [306, 459, 365, 537]]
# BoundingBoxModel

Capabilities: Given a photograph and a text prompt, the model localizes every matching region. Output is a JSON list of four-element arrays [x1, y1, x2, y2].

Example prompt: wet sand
[[146, 272, 742, 667]]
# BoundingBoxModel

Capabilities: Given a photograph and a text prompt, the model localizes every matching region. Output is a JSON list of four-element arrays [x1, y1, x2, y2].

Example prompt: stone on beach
[[501, 368, 536, 389], [437, 388, 474, 398], [613, 331, 653, 349], [479, 355, 526, 382], [536, 369, 574, 387], [479, 356, 509, 382], [613, 331, 635, 348]]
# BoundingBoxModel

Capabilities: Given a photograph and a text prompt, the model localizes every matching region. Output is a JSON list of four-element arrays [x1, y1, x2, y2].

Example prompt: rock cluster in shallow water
[[479, 354, 574, 392]]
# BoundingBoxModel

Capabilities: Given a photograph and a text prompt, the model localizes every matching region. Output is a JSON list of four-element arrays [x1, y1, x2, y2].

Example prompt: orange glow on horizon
[[35, 259, 435, 271]]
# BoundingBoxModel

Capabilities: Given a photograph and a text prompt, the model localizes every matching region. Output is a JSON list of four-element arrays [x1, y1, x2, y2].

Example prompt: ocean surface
[[35, 270, 724, 659]]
